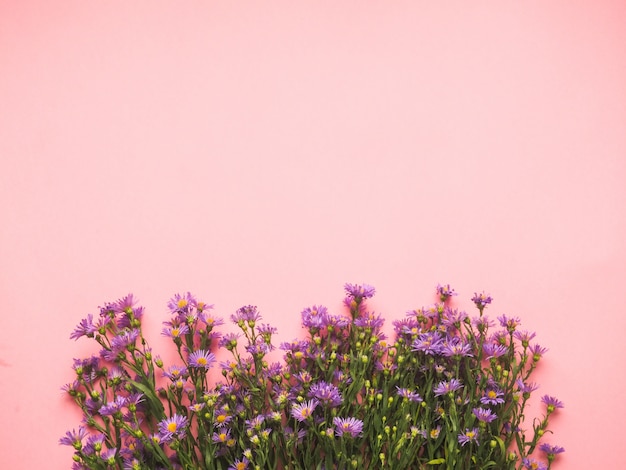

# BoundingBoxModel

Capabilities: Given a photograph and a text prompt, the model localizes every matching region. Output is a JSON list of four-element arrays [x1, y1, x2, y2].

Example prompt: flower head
[[434, 379, 463, 397], [344, 283, 376, 300], [333, 417, 364, 437], [188, 349, 216, 369], [457, 428, 479, 446], [541, 395, 564, 413], [290, 399, 318, 422]]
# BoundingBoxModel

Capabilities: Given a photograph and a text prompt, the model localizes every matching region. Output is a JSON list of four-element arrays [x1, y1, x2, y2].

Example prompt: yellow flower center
[[236, 463, 246, 470], [172, 328, 180, 337], [167, 422, 177, 433], [488, 390, 497, 399], [177, 299, 188, 308], [197, 357, 207, 366], [218, 433, 227, 442], [216, 414, 227, 423]]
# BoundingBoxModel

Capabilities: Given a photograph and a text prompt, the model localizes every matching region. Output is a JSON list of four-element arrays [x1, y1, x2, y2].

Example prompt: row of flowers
[[61, 284, 564, 469]]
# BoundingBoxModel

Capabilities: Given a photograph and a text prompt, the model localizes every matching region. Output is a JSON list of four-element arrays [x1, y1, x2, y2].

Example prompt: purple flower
[[70, 314, 98, 340], [396, 387, 422, 402], [188, 349, 216, 369], [228, 457, 250, 470], [541, 395, 564, 413], [290, 399, 318, 422], [498, 314, 521, 332], [480, 387, 505, 405], [482, 342, 508, 359], [301, 305, 329, 329], [163, 364, 188, 381], [471, 292, 492, 310], [434, 379, 463, 397], [167, 292, 196, 314], [231, 305, 262, 324], [157, 414, 188, 441], [516, 379, 539, 395], [333, 417, 364, 437], [344, 283, 376, 299], [161, 323, 190, 340], [522, 458, 548, 470], [472, 407, 497, 423], [436, 284, 457, 302], [412, 331, 444, 355], [457, 428, 479, 446], [441, 338, 473, 358], [513, 330, 536, 346], [59, 427, 88, 449], [540, 443, 565, 455], [309, 381, 343, 407], [530, 343, 549, 361]]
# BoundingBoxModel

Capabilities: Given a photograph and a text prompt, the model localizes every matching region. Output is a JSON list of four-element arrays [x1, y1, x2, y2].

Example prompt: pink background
[[1, 1, 625, 468]]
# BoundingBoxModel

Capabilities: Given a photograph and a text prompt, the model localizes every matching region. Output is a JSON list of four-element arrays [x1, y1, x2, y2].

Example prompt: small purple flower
[[482, 342, 508, 359], [290, 399, 318, 422], [301, 305, 329, 329], [471, 292, 492, 310], [333, 417, 364, 437], [412, 331, 444, 355], [541, 395, 564, 413], [441, 338, 473, 358], [498, 314, 521, 332], [522, 458, 548, 470], [434, 378, 463, 397], [396, 387, 423, 403], [59, 427, 88, 449], [188, 349, 216, 369], [472, 407, 497, 423], [344, 283, 376, 299], [309, 381, 343, 407], [516, 379, 539, 395], [228, 457, 250, 470], [70, 314, 98, 340], [161, 323, 190, 340], [480, 387, 505, 405], [163, 364, 188, 381], [513, 330, 536, 346], [457, 428, 479, 446], [540, 443, 565, 462], [167, 292, 196, 314], [530, 343, 549, 361], [231, 305, 262, 324], [436, 284, 457, 302], [157, 413, 188, 441]]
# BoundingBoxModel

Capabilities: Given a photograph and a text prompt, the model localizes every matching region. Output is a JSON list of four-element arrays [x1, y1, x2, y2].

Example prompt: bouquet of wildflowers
[[61, 284, 564, 470]]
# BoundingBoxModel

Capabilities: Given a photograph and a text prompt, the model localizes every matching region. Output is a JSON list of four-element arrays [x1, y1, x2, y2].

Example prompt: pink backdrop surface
[[1, 1, 625, 468]]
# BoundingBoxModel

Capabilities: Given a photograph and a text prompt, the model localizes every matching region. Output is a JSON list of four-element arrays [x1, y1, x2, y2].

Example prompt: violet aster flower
[[70, 314, 98, 340], [59, 426, 88, 449], [522, 458, 548, 470], [530, 343, 549, 361], [231, 305, 262, 325], [344, 283, 376, 299], [541, 395, 564, 413], [412, 331, 444, 355], [480, 387, 505, 405], [161, 323, 190, 340], [498, 314, 521, 332], [333, 417, 364, 437], [434, 378, 463, 397], [473, 407, 497, 423], [457, 428, 479, 446], [188, 349, 216, 369], [167, 292, 196, 314], [441, 338, 473, 358], [436, 283, 457, 302], [540, 443, 565, 455], [158, 413, 188, 441], [301, 305, 329, 329], [228, 457, 250, 470], [396, 387, 423, 403], [290, 399, 318, 422], [471, 292, 492, 310], [309, 381, 343, 407], [482, 342, 508, 359]]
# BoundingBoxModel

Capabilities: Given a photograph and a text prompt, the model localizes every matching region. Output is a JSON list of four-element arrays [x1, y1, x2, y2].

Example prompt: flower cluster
[[61, 284, 564, 469]]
